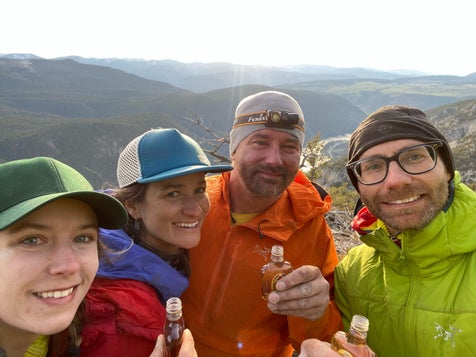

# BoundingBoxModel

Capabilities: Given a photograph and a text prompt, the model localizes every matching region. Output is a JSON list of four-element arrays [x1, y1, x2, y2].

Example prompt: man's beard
[[237, 162, 297, 199], [362, 180, 449, 233]]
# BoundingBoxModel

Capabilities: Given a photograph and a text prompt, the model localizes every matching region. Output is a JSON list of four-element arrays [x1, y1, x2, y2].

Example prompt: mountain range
[[1, 54, 475, 188]]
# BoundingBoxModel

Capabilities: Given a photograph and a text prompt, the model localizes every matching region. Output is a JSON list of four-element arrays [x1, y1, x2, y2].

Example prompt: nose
[[47, 244, 82, 276], [263, 143, 284, 166], [181, 196, 206, 217], [383, 160, 412, 188]]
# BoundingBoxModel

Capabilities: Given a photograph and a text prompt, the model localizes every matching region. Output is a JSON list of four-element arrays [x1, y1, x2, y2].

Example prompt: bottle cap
[[271, 245, 284, 256], [351, 314, 370, 331]]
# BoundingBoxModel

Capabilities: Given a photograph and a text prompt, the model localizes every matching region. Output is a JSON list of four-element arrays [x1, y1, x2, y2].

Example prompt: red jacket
[[81, 278, 164, 356], [79, 227, 189, 356], [182, 171, 342, 356]]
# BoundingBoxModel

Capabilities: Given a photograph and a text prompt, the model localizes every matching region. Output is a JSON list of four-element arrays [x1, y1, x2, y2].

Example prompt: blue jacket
[[97, 228, 188, 302]]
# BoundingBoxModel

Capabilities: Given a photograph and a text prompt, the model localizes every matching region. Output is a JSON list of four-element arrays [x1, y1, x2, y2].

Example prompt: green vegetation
[[1, 57, 475, 190]]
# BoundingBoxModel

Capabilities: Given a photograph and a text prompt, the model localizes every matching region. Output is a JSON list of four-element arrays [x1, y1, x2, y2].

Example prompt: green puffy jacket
[[335, 172, 476, 356]]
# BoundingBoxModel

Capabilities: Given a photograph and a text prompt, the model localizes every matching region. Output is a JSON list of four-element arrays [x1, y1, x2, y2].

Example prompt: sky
[[2, 0, 475, 76]]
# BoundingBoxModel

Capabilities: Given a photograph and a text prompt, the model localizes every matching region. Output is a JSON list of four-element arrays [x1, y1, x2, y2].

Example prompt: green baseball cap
[[0, 157, 128, 230]]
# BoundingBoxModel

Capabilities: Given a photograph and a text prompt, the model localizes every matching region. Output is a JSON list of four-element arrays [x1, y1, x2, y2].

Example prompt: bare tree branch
[[186, 114, 231, 163]]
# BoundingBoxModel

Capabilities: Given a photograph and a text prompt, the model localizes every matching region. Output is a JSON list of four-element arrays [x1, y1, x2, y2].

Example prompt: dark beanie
[[347, 105, 455, 189]]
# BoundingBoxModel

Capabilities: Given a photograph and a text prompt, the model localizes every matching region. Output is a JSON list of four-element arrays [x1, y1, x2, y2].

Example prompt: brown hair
[[113, 183, 147, 241]]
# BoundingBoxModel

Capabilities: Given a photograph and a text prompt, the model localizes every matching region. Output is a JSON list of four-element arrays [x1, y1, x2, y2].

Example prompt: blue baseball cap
[[117, 128, 233, 187]]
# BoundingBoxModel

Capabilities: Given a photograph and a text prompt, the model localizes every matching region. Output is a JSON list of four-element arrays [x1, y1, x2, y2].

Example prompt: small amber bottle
[[164, 297, 185, 357], [260, 245, 293, 300], [331, 314, 376, 357]]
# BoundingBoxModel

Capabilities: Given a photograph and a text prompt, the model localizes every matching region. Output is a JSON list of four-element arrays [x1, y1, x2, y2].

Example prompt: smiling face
[[0, 198, 99, 345], [231, 128, 301, 201], [358, 139, 451, 235], [125, 172, 210, 254]]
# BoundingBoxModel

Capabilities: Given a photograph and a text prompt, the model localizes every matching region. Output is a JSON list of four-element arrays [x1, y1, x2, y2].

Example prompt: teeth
[[36, 287, 74, 299], [389, 196, 419, 204], [175, 221, 199, 228]]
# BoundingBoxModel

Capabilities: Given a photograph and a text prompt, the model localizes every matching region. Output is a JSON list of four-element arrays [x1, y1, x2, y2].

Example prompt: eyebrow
[[360, 143, 429, 160], [250, 132, 300, 144], [7, 222, 99, 233], [158, 180, 207, 191]]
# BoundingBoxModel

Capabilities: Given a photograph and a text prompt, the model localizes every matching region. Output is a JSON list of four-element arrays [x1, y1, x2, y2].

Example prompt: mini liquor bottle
[[260, 245, 293, 300], [331, 314, 376, 357], [164, 297, 185, 357]]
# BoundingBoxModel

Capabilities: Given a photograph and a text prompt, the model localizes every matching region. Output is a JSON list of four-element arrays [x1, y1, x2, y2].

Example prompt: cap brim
[[137, 164, 233, 184], [0, 191, 128, 231]]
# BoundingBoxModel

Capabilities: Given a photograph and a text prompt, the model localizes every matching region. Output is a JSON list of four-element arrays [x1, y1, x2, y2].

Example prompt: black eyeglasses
[[347, 142, 443, 185]]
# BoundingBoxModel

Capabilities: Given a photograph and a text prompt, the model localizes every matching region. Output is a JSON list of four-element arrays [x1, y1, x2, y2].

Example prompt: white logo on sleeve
[[433, 322, 462, 348]]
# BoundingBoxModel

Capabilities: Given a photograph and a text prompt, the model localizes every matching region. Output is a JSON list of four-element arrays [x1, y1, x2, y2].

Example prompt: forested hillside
[[1, 56, 475, 189]]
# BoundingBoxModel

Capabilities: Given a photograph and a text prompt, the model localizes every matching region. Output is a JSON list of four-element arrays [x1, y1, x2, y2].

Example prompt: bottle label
[[270, 273, 286, 290], [337, 349, 353, 357], [261, 260, 293, 300]]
